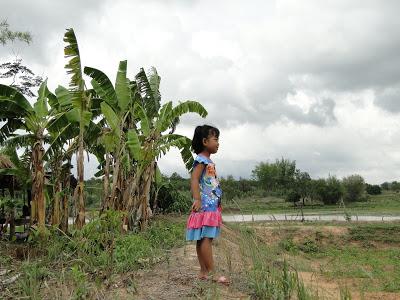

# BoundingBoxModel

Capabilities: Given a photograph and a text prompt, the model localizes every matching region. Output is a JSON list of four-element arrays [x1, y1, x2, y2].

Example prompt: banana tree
[[0, 80, 58, 233], [126, 100, 207, 229], [85, 64, 207, 230], [84, 60, 137, 212], [125, 67, 208, 230], [63, 28, 92, 228]]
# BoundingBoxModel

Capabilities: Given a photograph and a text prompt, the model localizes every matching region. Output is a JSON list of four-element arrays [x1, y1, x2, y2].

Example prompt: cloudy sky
[[2, 0, 400, 184]]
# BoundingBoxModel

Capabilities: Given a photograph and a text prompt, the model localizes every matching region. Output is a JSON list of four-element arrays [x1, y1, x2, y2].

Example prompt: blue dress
[[186, 155, 223, 241]]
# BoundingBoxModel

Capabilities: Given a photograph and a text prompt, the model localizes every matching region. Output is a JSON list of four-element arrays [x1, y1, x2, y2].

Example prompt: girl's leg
[[196, 239, 208, 278], [201, 237, 230, 285], [200, 237, 214, 273]]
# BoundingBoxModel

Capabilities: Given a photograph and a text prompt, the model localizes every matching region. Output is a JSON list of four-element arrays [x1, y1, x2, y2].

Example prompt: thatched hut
[[0, 154, 16, 196]]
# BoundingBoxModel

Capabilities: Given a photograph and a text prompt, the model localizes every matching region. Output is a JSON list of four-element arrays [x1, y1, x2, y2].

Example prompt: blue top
[[193, 155, 223, 212]]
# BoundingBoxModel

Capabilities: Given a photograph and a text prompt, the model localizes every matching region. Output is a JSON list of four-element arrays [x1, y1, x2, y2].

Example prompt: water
[[222, 214, 400, 222], [67, 214, 400, 225]]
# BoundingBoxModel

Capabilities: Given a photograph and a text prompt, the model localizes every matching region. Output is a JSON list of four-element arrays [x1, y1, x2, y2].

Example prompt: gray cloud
[[0, 0, 107, 63], [2, 0, 400, 183], [374, 86, 400, 113]]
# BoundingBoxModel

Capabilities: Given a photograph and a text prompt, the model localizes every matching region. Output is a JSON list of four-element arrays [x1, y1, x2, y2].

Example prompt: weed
[[298, 239, 319, 254], [16, 261, 49, 300]]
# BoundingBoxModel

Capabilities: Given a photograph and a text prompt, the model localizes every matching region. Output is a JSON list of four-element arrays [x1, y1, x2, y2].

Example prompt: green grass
[[227, 223, 315, 299], [319, 247, 400, 290], [223, 191, 400, 215], [0, 213, 186, 299], [348, 223, 400, 243], [266, 222, 400, 294]]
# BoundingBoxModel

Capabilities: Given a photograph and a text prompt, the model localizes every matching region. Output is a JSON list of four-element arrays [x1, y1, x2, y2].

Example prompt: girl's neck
[[199, 151, 211, 158]]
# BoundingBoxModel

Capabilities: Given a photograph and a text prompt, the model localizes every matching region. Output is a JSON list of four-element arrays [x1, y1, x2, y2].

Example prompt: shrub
[[366, 184, 382, 195], [156, 183, 191, 213], [285, 190, 301, 204], [342, 174, 366, 202], [311, 176, 343, 205]]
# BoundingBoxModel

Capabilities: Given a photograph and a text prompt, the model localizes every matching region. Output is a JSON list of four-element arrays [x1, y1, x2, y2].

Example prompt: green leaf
[[82, 110, 93, 128], [155, 165, 163, 185], [148, 67, 161, 111], [33, 80, 49, 118], [180, 145, 195, 172], [55, 85, 72, 107], [115, 60, 131, 112], [133, 103, 150, 136], [127, 129, 142, 161], [158, 134, 194, 171], [135, 68, 158, 119], [0, 84, 33, 118], [0, 119, 25, 143], [3, 133, 34, 149], [160, 101, 207, 133], [64, 28, 84, 91], [47, 122, 74, 152], [102, 132, 119, 153], [156, 135, 188, 159], [66, 108, 80, 123], [156, 101, 172, 132], [100, 102, 119, 133], [84, 66, 118, 107]]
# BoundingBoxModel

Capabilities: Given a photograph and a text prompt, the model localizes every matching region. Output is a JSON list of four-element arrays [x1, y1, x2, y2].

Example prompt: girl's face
[[203, 134, 219, 154]]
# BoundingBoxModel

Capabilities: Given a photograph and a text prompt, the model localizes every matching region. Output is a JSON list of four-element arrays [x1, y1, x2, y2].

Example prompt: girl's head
[[192, 125, 220, 154]]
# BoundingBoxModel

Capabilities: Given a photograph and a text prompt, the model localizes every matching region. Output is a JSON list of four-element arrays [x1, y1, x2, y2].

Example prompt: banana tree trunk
[[9, 181, 15, 240], [52, 180, 62, 226], [51, 156, 62, 226], [74, 133, 85, 228], [31, 138, 45, 232], [139, 161, 155, 230], [60, 162, 71, 232], [100, 153, 111, 213], [109, 155, 121, 210], [9, 208, 15, 240]]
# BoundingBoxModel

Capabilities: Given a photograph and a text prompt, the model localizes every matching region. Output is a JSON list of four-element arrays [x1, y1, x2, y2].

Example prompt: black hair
[[191, 125, 220, 154]]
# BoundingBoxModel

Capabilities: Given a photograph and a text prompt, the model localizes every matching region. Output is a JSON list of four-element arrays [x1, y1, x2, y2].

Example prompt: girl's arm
[[191, 163, 205, 211]]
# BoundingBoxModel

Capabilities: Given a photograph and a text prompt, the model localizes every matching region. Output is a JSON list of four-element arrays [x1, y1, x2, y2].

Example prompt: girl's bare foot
[[212, 275, 230, 285], [197, 273, 208, 280]]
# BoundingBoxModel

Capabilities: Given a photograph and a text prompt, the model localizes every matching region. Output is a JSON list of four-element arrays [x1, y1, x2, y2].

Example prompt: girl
[[186, 125, 229, 284]]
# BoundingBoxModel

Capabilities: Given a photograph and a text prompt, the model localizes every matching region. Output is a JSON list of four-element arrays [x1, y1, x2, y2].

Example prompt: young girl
[[186, 125, 229, 284]]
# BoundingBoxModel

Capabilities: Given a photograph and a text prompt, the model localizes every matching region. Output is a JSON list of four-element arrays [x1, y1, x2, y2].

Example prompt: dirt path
[[124, 242, 249, 300]]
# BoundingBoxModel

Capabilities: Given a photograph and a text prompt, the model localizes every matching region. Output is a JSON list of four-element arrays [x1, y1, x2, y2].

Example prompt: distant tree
[[286, 190, 301, 206], [325, 176, 344, 204], [238, 177, 256, 194], [310, 178, 326, 202], [275, 158, 296, 193], [0, 58, 43, 97], [0, 21, 42, 97], [391, 181, 400, 192], [252, 158, 296, 193], [310, 176, 343, 205], [219, 175, 238, 201], [380, 182, 390, 190], [170, 172, 183, 180], [252, 161, 278, 191], [0, 20, 31, 45], [292, 170, 312, 205], [168, 172, 189, 191], [366, 184, 382, 195], [342, 174, 365, 202]]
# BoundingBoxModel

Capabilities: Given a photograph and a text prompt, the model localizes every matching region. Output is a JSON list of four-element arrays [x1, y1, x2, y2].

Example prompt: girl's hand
[[192, 200, 202, 212]]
